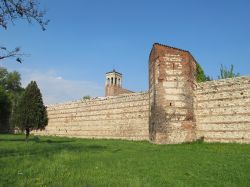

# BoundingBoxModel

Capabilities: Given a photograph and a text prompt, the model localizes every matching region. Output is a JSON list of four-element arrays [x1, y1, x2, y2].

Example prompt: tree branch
[[0, 0, 49, 30], [0, 0, 49, 62], [0, 46, 24, 63]]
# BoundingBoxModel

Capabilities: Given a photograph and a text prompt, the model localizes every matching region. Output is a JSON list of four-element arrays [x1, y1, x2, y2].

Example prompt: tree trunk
[[25, 128, 30, 141]]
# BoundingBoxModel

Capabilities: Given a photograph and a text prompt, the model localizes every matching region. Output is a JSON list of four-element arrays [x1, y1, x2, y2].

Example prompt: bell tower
[[105, 69, 123, 96]]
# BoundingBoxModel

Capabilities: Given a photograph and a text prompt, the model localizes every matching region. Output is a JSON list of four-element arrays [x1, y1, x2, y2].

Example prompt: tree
[[0, 67, 24, 131], [0, 86, 11, 133], [12, 81, 48, 140], [218, 64, 240, 79], [82, 95, 91, 100], [195, 63, 211, 82], [0, 67, 24, 108], [0, 67, 22, 91], [0, 0, 49, 62]]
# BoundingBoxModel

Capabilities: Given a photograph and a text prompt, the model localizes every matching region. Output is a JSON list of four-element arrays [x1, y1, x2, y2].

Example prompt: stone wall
[[195, 76, 250, 143], [33, 43, 250, 144], [149, 43, 196, 144], [34, 92, 149, 140]]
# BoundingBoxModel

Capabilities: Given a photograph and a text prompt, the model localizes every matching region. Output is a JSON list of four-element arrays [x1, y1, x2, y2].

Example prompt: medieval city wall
[[34, 92, 149, 140], [34, 43, 250, 144], [195, 76, 250, 143]]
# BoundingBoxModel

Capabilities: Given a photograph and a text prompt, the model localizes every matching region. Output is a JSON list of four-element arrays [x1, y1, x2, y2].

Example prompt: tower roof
[[106, 69, 122, 76], [153, 43, 189, 53], [149, 43, 197, 64]]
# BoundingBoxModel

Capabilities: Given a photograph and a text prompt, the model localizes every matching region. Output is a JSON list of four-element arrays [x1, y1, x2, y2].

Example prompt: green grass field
[[0, 134, 250, 187]]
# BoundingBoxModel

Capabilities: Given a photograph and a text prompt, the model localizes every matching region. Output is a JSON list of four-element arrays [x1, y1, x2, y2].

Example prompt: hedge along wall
[[33, 92, 149, 140], [195, 76, 250, 143]]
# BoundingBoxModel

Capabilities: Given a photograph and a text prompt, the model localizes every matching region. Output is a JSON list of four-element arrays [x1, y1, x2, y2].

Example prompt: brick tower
[[105, 70, 134, 97], [105, 70, 123, 96], [149, 43, 197, 144]]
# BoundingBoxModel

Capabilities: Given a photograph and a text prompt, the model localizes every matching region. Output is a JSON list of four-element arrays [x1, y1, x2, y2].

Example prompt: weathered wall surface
[[195, 76, 250, 143], [149, 43, 196, 144], [34, 92, 149, 140]]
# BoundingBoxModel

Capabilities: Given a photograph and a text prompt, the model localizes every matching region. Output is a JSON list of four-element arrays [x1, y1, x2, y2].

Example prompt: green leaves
[[195, 63, 211, 82], [218, 64, 240, 79], [0, 67, 24, 133], [0, 86, 11, 133], [82, 95, 91, 100], [195, 63, 240, 82], [12, 81, 48, 138], [0, 67, 23, 92]]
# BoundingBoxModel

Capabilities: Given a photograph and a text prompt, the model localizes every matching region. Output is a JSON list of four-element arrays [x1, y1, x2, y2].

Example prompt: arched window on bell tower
[[107, 78, 110, 85], [118, 78, 121, 87]]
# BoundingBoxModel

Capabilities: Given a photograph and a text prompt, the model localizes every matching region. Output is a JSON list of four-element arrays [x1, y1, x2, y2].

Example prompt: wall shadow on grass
[[0, 138, 74, 144], [0, 138, 28, 142], [0, 136, 108, 158], [0, 144, 108, 158]]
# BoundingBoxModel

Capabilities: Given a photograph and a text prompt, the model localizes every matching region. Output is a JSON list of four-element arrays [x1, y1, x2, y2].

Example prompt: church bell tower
[[105, 69, 123, 96]]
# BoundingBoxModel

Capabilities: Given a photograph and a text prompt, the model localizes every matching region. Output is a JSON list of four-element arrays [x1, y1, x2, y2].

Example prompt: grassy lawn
[[0, 134, 250, 187]]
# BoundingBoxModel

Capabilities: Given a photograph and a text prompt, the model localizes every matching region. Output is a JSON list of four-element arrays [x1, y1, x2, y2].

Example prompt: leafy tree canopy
[[0, 67, 22, 92], [0, 67, 24, 132], [0, 67, 24, 109]]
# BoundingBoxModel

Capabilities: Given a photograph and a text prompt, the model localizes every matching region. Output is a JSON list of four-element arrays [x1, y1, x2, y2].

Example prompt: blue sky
[[1, 0, 250, 104]]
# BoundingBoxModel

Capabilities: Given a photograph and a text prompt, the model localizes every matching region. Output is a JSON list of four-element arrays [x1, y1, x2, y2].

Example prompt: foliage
[[0, 0, 49, 63], [218, 64, 240, 79], [12, 81, 47, 140], [0, 67, 22, 92], [0, 67, 24, 132], [82, 95, 91, 100], [195, 63, 211, 82], [1, 134, 250, 186], [0, 66, 24, 127], [0, 86, 11, 133], [0, 67, 8, 84]]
